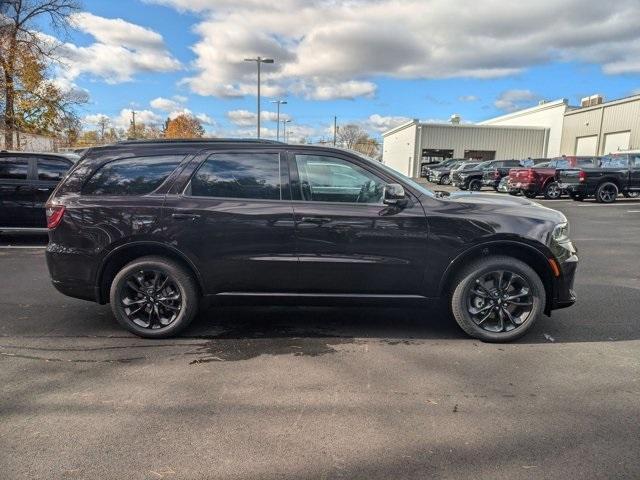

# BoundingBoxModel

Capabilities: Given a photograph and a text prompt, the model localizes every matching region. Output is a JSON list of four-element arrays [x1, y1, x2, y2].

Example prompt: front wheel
[[439, 174, 451, 185], [469, 179, 482, 191], [543, 182, 562, 200], [450, 256, 545, 342], [596, 182, 618, 203], [110, 256, 199, 338]]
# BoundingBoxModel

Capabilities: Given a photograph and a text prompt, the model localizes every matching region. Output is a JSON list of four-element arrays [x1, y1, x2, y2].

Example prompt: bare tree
[[337, 124, 367, 150], [95, 114, 110, 142], [0, 0, 81, 149]]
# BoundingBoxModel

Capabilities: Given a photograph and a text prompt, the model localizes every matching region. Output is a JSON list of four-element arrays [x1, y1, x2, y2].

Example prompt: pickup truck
[[508, 156, 599, 199], [480, 159, 527, 190], [452, 159, 521, 191], [559, 153, 640, 203]]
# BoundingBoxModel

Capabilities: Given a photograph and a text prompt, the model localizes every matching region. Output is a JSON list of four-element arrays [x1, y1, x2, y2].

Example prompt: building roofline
[[564, 93, 640, 116], [382, 119, 419, 137], [417, 122, 548, 131], [478, 99, 568, 125]]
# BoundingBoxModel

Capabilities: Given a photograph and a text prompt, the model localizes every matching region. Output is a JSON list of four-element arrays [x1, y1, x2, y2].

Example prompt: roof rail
[[116, 138, 284, 146]]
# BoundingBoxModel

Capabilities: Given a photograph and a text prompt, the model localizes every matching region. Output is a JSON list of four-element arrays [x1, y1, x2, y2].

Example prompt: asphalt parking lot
[[1, 195, 639, 480]]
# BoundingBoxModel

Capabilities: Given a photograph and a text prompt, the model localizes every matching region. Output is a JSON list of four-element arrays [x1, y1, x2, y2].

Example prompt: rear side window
[[0, 158, 29, 180], [577, 158, 596, 167], [82, 155, 182, 196], [188, 152, 281, 200], [38, 158, 70, 181], [599, 156, 628, 168]]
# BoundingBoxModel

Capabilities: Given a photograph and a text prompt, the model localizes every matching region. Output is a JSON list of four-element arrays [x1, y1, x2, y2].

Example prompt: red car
[[508, 156, 599, 199]]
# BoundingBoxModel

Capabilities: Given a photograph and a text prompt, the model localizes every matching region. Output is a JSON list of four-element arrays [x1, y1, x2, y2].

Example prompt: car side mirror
[[383, 183, 407, 206]]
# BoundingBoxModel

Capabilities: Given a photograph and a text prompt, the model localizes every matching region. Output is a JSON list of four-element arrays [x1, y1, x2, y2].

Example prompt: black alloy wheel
[[450, 256, 545, 342], [120, 269, 182, 329], [596, 182, 618, 203], [469, 179, 482, 191], [110, 256, 199, 338], [543, 182, 562, 200]]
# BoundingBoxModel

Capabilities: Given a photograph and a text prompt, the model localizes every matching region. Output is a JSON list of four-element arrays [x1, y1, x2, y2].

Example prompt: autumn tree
[[0, 0, 82, 148], [337, 123, 380, 158], [126, 121, 163, 140], [164, 114, 205, 139]]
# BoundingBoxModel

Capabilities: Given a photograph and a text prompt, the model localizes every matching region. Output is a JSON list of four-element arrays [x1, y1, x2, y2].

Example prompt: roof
[[116, 138, 284, 146], [0, 150, 76, 159], [563, 94, 640, 116], [479, 99, 568, 125]]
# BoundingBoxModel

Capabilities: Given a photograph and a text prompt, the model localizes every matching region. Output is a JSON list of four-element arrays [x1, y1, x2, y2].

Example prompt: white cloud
[[196, 113, 215, 126], [494, 90, 541, 112], [459, 95, 479, 102], [113, 109, 163, 129], [227, 109, 290, 126], [55, 12, 181, 85], [146, 0, 640, 101], [365, 114, 412, 133], [150, 96, 185, 112]]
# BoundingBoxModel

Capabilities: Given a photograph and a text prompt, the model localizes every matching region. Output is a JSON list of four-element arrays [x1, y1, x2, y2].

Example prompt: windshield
[[349, 149, 436, 198], [477, 161, 494, 170]]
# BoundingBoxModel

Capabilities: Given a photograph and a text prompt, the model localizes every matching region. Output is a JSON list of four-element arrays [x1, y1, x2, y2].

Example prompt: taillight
[[526, 170, 537, 181], [578, 171, 587, 183], [46, 205, 66, 230]]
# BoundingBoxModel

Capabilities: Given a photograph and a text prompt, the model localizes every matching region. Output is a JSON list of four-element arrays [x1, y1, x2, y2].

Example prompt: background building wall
[[0, 130, 56, 152], [382, 120, 418, 177], [479, 99, 567, 157], [561, 95, 640, 155]]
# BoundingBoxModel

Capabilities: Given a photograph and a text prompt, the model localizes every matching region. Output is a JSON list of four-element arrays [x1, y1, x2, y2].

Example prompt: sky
[[35, 0, 640, 142]]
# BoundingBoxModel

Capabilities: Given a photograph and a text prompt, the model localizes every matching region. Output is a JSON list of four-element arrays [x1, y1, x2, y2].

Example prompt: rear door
[[288, 150, 429, 295], [630, 155, 640, 190], [0, 155, 35, 228], [33, 156, 73, 227], [163, 148, 299, 294]]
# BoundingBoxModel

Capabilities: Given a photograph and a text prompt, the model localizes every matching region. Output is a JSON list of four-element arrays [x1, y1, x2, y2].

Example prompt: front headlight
[[552, 222, 570, 242]]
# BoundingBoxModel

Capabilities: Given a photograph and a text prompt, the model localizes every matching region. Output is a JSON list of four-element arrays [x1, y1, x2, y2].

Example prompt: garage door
[[603, 131, 631, 155], [575, 136, 598, 156]]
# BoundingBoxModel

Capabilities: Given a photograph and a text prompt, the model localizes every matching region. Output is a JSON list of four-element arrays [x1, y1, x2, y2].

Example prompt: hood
[[439, 191, 566, 223]]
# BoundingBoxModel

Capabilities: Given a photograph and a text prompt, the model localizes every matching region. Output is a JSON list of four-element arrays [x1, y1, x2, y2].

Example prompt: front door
[[0, 156, 35, 228], [163, 149, 299, 294], [288, 151, 429, 295]]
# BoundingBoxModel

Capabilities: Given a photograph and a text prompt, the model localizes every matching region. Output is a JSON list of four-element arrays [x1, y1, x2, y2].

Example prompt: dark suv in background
[[0, 151, 77, 232], [46, 139, 578, 342]]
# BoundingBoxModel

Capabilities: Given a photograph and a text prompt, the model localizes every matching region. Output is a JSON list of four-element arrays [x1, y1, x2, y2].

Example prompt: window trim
[[35, 157, 72, 182], [181, 150, 287, 202], [287, 150, 394, 206]]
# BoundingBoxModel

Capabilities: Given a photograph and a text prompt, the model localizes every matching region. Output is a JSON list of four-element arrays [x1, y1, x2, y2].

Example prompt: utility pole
[[271, 99, 287, 141], [333, 116, 337, 146], [131, 110, 137, 139], [282, 119, 291, 143], [244, 57, 275, 138]]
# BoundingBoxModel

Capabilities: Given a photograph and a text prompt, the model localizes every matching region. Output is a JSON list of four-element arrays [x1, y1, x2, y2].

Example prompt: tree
[[337, 123, 380, 158], [95, 114, 110, 142], [0, 0, 81, 149], [164, 114, 205, 139], [126, 121, 163, 140]]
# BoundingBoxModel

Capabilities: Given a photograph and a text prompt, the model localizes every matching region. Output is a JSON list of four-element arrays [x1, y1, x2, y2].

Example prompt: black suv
[[0, 151, 77, 232], [46, 140, 578, 342]]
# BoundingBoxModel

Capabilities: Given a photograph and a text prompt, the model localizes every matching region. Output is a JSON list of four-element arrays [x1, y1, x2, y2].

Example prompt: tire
[[523, 191, 537, 199], [623, 191, 640, 199], [595, 182, 618, 203], [508, 191, 520, 196], [543, 181, 562, 200], [109, 256, 199, 338], [439, 175, 451, 185], [450, 255, 545, 342], [469, 179, 482, 191], [569, 193, 584, 202]]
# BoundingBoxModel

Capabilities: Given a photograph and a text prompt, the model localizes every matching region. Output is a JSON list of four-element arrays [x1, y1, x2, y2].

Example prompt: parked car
[[45, 139, 578, 342], [427, 160, 464, 185], [453, 160, 519, 191], [497, 176, 511, 193], [422, 158, 466, 178], [450, 161, 484, 189], [559, 153, 640, 203], [508, 156, 599, 199], [481, 160, 526, 190], [0, 151, 77, 233]]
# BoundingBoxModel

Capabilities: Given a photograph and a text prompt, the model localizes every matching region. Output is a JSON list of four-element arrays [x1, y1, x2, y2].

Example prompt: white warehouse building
[[382, 93, 640, 178]]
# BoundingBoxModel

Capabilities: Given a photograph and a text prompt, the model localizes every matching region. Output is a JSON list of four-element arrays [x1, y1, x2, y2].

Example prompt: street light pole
[[271, 100, 287, 141], [282, 119, 292, 143], [244, 57, 274, 138]]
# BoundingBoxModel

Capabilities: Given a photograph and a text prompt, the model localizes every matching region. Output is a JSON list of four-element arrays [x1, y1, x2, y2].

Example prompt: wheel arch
[[439, 240, 555, 314], [96, 241, 204, 304]]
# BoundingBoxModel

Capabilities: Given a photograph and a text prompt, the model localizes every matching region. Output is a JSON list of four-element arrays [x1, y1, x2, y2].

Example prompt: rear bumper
[[511, 182, 538, 192], [560, 183, 588, 196], [46, 248, 100, 303]]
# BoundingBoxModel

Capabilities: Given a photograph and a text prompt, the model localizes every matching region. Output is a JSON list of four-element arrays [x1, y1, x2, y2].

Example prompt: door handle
[[300, 216, 331, 225], [36, 188, 50, 192], [171, 213, 201, 221]]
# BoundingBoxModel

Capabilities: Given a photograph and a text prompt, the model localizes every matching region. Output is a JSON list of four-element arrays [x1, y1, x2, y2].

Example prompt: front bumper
[[551, 253, 578, 310]]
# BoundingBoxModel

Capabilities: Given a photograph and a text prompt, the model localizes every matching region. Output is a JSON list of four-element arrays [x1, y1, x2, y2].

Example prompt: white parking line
[[628, 210, 640, 213]]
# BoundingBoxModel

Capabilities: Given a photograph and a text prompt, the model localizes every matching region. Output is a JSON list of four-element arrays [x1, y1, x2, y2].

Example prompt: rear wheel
[[110, 256, 199, 338], [469, 179, 482, 191], [439, 174, 451, 185], [596, 182, 618, 203], [450, 256, 545, 342], [523, 191, 537, 199], [543, 182, 562, 200]]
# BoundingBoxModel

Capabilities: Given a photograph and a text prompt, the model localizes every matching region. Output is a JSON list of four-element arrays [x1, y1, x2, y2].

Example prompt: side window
[[295, 154, 385, 204], [38, 158, 70, 181], [631, 156, 640, 168], [82, 155, 182, 196], [0, 157, 29, 180], [188, 152, 281, 200]]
